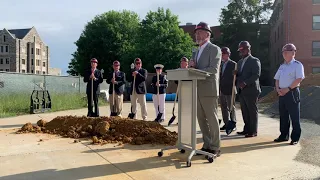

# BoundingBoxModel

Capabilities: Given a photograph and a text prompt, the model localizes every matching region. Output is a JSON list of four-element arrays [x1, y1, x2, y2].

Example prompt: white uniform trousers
[[152, 93, 166, 120]]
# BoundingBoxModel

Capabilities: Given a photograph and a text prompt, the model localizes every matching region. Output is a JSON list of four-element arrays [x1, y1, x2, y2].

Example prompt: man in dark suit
[[106, 60, 126, 117], [219, 47, 237, 135], [83, 58, 104, 117], [128, 58, 148, 120], [235, 41, 261, 137]]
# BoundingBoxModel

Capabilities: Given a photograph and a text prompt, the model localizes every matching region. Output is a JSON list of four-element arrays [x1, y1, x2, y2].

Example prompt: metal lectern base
[[157, 144, 216, 167]]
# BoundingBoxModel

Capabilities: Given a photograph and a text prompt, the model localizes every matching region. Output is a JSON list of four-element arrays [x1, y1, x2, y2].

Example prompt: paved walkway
[[0, 102, 320, 180]]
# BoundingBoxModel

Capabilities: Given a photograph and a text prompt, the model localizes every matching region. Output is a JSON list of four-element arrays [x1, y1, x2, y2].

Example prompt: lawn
[[0, 93, 108, 118]]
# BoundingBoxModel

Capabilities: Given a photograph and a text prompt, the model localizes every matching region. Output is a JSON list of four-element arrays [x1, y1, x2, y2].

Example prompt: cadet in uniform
[[151, 64, 168, 122], [106, 60, 126, 117], [274, 43, 305, 145], [83, 58, 103, 117]]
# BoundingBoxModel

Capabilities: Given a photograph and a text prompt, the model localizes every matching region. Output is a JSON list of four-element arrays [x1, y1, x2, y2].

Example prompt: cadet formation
[[84, 21, 305, 156]]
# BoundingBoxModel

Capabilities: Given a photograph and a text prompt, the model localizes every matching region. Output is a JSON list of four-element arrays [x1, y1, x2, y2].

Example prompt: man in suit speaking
[[235, 41, 261, 138], [189, 22, 222, 156]]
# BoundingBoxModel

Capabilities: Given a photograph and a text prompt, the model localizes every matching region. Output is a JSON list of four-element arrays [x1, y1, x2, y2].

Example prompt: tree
[[67, 10, 140, 76], [218, 0, 273, 85], [135, 7, 195, 72]]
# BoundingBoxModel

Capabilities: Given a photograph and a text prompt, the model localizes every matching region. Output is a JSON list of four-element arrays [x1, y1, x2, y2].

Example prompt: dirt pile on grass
[[259, 73, 320, 103], [17, 116, 178, 145]]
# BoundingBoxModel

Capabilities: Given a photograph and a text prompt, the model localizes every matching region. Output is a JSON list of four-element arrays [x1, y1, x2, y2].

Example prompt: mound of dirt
[[17, 116, 178, 146], [260, 73, 320, 103]]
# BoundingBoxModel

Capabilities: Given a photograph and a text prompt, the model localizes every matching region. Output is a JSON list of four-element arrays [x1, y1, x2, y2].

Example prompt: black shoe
[[274, 137, 289, 142], [237, 131, 247, 135], [220, 125, 226, 131], [196, 147, 209, 155], [290, 141, 298, 145], [212, 149, 221, 157], [245, 133, 257, 138]]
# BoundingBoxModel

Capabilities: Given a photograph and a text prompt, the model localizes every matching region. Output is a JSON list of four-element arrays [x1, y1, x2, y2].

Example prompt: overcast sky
[[1, 0, 229, 75]]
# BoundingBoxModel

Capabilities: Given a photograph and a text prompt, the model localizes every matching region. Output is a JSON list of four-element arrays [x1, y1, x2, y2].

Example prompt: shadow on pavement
[[0, 151, 206, 180]]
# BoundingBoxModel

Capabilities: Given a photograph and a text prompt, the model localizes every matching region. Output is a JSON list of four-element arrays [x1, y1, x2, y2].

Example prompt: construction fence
[[0, 72, 110, 95]]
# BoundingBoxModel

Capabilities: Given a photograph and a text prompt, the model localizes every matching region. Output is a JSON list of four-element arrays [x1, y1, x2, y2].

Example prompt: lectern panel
[[180, 81, 193, 146]]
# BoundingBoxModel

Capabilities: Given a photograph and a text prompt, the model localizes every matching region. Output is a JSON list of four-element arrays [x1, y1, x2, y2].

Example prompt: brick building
[[269, 0, 320, 76], [0, 27, 50, 74]]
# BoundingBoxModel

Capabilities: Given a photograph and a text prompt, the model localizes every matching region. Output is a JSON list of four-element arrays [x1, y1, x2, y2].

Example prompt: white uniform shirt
[[274, 59, 305, 88]]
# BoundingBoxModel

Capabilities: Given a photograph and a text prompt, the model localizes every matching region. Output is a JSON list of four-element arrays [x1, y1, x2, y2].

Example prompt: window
[[3, 35, 6, 42], [5, 45, 8, 52], [43, 62, 46, 67], [0, 46, 3, 52], [0, 58, 2, 64], [5, 69, 9, 72], [31, 70, 34, 73], [36, 59, 40, 66], [313, 0, 320, 4], [31, 59, 34, 65], [42, 71, 46, 75], [36, 70, 40, 74], [312, 41, 320, 56], [31, 48, 34, 54], [6, 58, 9, 64], [312, 67, 320, 73], [22, 59, 26, 65], [313, 16, 320, 30], [0, 69, 3, 71], [22, 70, 26, 73]]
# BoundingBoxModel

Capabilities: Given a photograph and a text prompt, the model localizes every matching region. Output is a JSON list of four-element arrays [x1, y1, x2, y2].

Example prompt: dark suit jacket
[[220, 59, 237, 95], [83, 68, 103, 94], [106, 71, 126, 95], [127, 68, 148, 94], [236, 55, 261, 96], [151, 74, 168, 94]]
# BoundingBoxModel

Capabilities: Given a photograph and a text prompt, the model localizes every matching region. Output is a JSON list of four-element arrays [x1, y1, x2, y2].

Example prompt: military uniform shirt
[[274, 59, 305, 88]]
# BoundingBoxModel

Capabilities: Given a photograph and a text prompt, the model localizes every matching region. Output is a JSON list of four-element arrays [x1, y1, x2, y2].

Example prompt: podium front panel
[[179, 80, 193, 146]]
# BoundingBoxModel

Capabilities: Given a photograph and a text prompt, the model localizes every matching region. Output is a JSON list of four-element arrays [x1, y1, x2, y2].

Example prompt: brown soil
[[17, 116, 178, 146], [259, 73, 320, 103]]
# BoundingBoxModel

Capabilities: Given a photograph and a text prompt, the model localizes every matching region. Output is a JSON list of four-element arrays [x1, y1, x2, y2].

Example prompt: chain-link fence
[[0, 72, 110, 94]]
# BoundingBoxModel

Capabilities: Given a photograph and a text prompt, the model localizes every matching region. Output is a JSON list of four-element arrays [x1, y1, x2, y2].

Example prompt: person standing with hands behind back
[[83, 58, 103, 117], [273, 43, 304, 145]]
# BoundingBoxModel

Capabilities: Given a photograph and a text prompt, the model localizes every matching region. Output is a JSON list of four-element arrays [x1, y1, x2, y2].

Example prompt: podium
[[157, 68, 216, 167]]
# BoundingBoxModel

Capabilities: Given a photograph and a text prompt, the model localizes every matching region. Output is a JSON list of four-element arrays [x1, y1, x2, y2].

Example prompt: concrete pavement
[[0, 102, 320, 180]]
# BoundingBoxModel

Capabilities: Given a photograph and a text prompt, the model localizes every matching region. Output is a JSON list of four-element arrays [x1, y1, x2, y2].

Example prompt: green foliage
[[218, 0, 273, 85], [68, 10, 140, 76], [0, 93, 107, 118], [135, 7, 194, 72], [68, 8, 194, 75]]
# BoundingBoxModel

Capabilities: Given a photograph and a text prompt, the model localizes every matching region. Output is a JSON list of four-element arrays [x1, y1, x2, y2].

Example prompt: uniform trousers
[[278, 88, 301, 141], [130, 91, 148, 120], [109, 93, 123, 116], [152, 93, 166, 120], [87, 92, 99, 117], [197, 96, 221, 150]]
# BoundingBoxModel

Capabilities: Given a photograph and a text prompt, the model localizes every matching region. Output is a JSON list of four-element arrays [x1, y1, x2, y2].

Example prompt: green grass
[[0, 93, 108, 118]]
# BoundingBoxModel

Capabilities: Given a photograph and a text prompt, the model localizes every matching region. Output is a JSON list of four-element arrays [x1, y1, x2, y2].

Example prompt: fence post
[[78, 76, 81, 93]]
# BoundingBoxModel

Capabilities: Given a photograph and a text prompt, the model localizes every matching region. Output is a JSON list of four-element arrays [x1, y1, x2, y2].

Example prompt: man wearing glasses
[[128, 58, 148, 120], [106, 60, 126, 117]]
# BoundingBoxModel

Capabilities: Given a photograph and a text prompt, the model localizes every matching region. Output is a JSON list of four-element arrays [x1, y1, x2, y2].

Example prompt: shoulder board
[[294, 60, 302, 64]]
